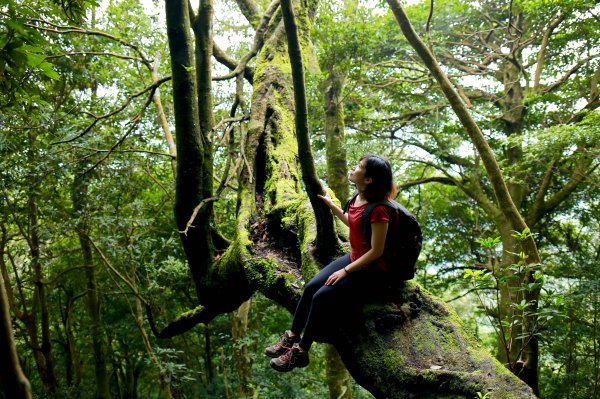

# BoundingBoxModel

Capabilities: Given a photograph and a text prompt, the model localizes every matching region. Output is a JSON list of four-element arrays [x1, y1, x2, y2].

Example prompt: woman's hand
[[317, 192, 334, 209], [325, 269, 348, 286]]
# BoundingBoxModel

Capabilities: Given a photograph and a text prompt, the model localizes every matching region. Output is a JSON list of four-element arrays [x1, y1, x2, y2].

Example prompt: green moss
[[175, 305, 205, 321]]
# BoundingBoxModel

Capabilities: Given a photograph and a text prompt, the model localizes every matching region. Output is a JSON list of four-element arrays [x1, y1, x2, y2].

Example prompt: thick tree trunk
[[333, 283, 537, 399], [165, 0, 252, 314], [165, 0, 214, 302]]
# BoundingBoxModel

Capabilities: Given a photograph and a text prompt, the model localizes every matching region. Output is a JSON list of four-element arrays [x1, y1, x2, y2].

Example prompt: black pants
[[291, 254, 384, 350]]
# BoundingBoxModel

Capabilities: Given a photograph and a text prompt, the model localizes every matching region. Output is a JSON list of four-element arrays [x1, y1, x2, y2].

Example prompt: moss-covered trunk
[[323, 65, 352, 399], [334, 283, 537, 399], [324, 69, 349, 203]]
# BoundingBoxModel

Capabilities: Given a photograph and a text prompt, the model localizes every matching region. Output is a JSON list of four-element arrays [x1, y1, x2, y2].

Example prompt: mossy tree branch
[[280, 0, 338, 263]]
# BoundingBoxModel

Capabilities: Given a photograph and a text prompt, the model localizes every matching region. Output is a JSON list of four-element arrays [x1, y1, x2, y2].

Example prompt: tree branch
[[539, 55, 600, 95], [146, 304, 217, 339], [280, 0, 337, 262], [234, 0, 263, 27], [50, 76, 171, 145], [533, 13, 566, 90], [531, 158, 598, 226], [213, 0, 279, 82], [397, 176, 457, 190], [212, 42, 254, 83], [24, 17, 150, 66]]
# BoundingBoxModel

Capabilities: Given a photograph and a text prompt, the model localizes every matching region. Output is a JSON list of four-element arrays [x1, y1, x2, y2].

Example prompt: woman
[[265, 154, 397, 372]]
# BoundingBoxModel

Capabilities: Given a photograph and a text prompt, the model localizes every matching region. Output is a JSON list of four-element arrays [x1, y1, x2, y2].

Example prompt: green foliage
[[1, 0, 598, 397]]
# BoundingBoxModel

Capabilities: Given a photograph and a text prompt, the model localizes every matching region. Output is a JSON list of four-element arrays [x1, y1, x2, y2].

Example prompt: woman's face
[[348, 159, 372, 186]]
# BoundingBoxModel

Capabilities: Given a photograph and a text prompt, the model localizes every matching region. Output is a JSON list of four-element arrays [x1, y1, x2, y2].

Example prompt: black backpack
[[344, 193, 422, 281]]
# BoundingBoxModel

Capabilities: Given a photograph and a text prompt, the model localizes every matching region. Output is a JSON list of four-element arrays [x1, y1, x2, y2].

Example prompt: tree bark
[[325, 345, 352, 399], [333, 283, 537, 399], [323, 65, 352, 399], [0, 260, 31, 399], [324, 69, 349, 203], [280, 0, 339, 263], [229, 300, 254, 398]]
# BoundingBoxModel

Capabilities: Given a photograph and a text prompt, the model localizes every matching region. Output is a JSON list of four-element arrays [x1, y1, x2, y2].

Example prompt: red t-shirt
[[348, 202, 390, 270]]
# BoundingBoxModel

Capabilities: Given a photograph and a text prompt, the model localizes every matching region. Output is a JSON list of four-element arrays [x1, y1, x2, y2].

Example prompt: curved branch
[[533, 13, 566, 90], [46, 51, 145, 63], [146, 304, 217, 339], [235, 0, 263, 27], [212, 42, 254, 83], [24, 18, 150, 66], [530, 158, 598, 226], [50, 76, 171, 145], [540, 55, 600, 95], [213, 0, 279, 82], [397, 176, 457, 190]]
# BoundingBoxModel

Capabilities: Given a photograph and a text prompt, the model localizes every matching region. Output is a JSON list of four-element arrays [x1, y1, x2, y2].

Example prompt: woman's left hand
[[325, 269, 348, 286]]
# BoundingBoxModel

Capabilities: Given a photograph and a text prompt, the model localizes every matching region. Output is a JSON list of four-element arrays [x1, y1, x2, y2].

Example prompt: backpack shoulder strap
[[362, 200, 393, 239], [343, 192, 359, 214]]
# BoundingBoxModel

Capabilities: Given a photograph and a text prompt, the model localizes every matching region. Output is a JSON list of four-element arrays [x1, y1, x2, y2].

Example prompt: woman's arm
[[317, 194, 349, 226], [325, 221, 388, 285]]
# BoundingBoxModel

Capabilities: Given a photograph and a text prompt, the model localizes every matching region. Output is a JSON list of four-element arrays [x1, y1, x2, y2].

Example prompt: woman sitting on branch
[[266, 154, 398, 372]]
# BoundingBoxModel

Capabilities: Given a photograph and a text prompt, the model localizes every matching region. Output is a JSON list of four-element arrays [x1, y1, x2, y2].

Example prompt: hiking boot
[[265, 331, 300, 358], [270, 343, 309, 372]]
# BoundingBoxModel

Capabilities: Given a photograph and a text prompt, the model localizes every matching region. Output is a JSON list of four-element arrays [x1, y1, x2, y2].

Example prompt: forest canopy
[[0, 0, 598, 398]]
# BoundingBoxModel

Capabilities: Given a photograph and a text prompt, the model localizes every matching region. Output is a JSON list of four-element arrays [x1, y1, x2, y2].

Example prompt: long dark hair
[[361, 154, 397, 202]]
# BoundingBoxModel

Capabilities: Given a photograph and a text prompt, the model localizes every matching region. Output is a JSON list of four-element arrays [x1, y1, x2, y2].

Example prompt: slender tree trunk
[[204, 324, 215, 385], [26, 130, 59, 395], [150, 55, 177, 178], [228, 300, 254, 398], [325, 345, 352, 399], [324, 69, 349, 203], [323, 66, 352, 399], [280, 0, 338, 262], [72, 169, 111, 399], [219, 346, 231, 399], [60, 289, 82, 391], [385, 1, 541, 392], [0, 263, 32, 399]]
